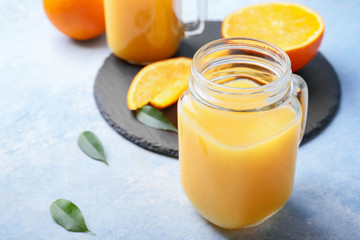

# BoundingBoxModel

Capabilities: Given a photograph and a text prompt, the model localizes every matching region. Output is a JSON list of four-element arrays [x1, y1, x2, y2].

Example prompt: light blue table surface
[[1, 0, 360, 239]]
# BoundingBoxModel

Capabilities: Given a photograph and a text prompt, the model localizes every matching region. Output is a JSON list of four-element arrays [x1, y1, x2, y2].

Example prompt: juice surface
[[178, 80, 301, 229], [104, 0, 182, 64]]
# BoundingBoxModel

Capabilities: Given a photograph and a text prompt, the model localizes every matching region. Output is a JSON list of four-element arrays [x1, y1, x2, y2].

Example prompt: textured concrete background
[[0, 0, 359, 239]]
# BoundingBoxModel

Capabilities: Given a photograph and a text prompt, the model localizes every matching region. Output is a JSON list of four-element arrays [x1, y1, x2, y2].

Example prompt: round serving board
[[94, 21, 340, 158]]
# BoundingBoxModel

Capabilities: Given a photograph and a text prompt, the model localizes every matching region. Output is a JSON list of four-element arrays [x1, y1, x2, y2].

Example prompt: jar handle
[[183, 0, 207, 37], [291, 74, 308, 142]]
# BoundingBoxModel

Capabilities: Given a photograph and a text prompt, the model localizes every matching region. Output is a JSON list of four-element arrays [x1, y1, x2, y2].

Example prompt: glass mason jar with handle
[[104, 0, 207, 65], [178, 38, 308, 229]]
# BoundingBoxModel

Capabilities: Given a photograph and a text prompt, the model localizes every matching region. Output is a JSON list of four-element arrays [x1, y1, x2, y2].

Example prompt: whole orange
[[43, 0, 105, 40]]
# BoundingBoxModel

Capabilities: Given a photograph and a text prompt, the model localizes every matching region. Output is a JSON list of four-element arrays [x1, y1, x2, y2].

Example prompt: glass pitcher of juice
[[104, 0, 207, 65], [178, 38, 308, 229]]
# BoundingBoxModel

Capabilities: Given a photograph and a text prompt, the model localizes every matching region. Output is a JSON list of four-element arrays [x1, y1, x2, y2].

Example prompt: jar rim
[[191, 37, 292, 96]]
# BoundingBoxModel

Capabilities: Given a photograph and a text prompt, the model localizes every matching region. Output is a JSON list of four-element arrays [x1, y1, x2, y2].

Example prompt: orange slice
[[222, 2, 325, 71], [127, 57, 192, 110]]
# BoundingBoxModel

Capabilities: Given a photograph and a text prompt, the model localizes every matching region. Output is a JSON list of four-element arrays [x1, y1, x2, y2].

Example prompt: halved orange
[[127, 57, 192, 110], [222, 2, 325, 71]]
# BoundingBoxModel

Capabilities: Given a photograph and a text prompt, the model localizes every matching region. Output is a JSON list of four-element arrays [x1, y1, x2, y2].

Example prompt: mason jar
[[178, 38, 308, 229]]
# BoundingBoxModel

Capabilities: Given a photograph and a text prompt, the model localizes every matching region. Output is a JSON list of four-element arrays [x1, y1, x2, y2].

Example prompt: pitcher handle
[[292, 74, 308, 142], [184, 0, 207, 37]]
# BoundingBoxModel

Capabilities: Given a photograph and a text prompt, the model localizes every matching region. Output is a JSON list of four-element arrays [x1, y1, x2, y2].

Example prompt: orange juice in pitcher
[[104, 0, 207, 64]]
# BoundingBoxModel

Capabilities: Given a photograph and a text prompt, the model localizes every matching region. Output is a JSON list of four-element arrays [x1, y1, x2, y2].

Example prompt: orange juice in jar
[[178, 38, 308, 229], [104, 0, 207, 65]]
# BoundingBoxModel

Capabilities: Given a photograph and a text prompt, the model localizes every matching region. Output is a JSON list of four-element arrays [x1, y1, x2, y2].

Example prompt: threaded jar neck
[[189, 38, 292, 112]]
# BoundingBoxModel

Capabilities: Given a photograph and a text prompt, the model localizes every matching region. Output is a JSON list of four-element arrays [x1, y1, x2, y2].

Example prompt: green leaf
[[77, 131, 108, 165], [136, 105, 178, 133], [50, 199, 95, 235]]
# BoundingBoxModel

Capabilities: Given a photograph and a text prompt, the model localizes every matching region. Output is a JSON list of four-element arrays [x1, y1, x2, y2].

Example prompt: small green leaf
[[136, 105, 178, 133], [77, 131, 108, 165], [50, 199, 95, 235]]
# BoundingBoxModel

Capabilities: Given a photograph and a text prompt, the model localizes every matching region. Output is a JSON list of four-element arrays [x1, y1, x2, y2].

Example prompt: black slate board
[[94, 21, 340, 158]]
